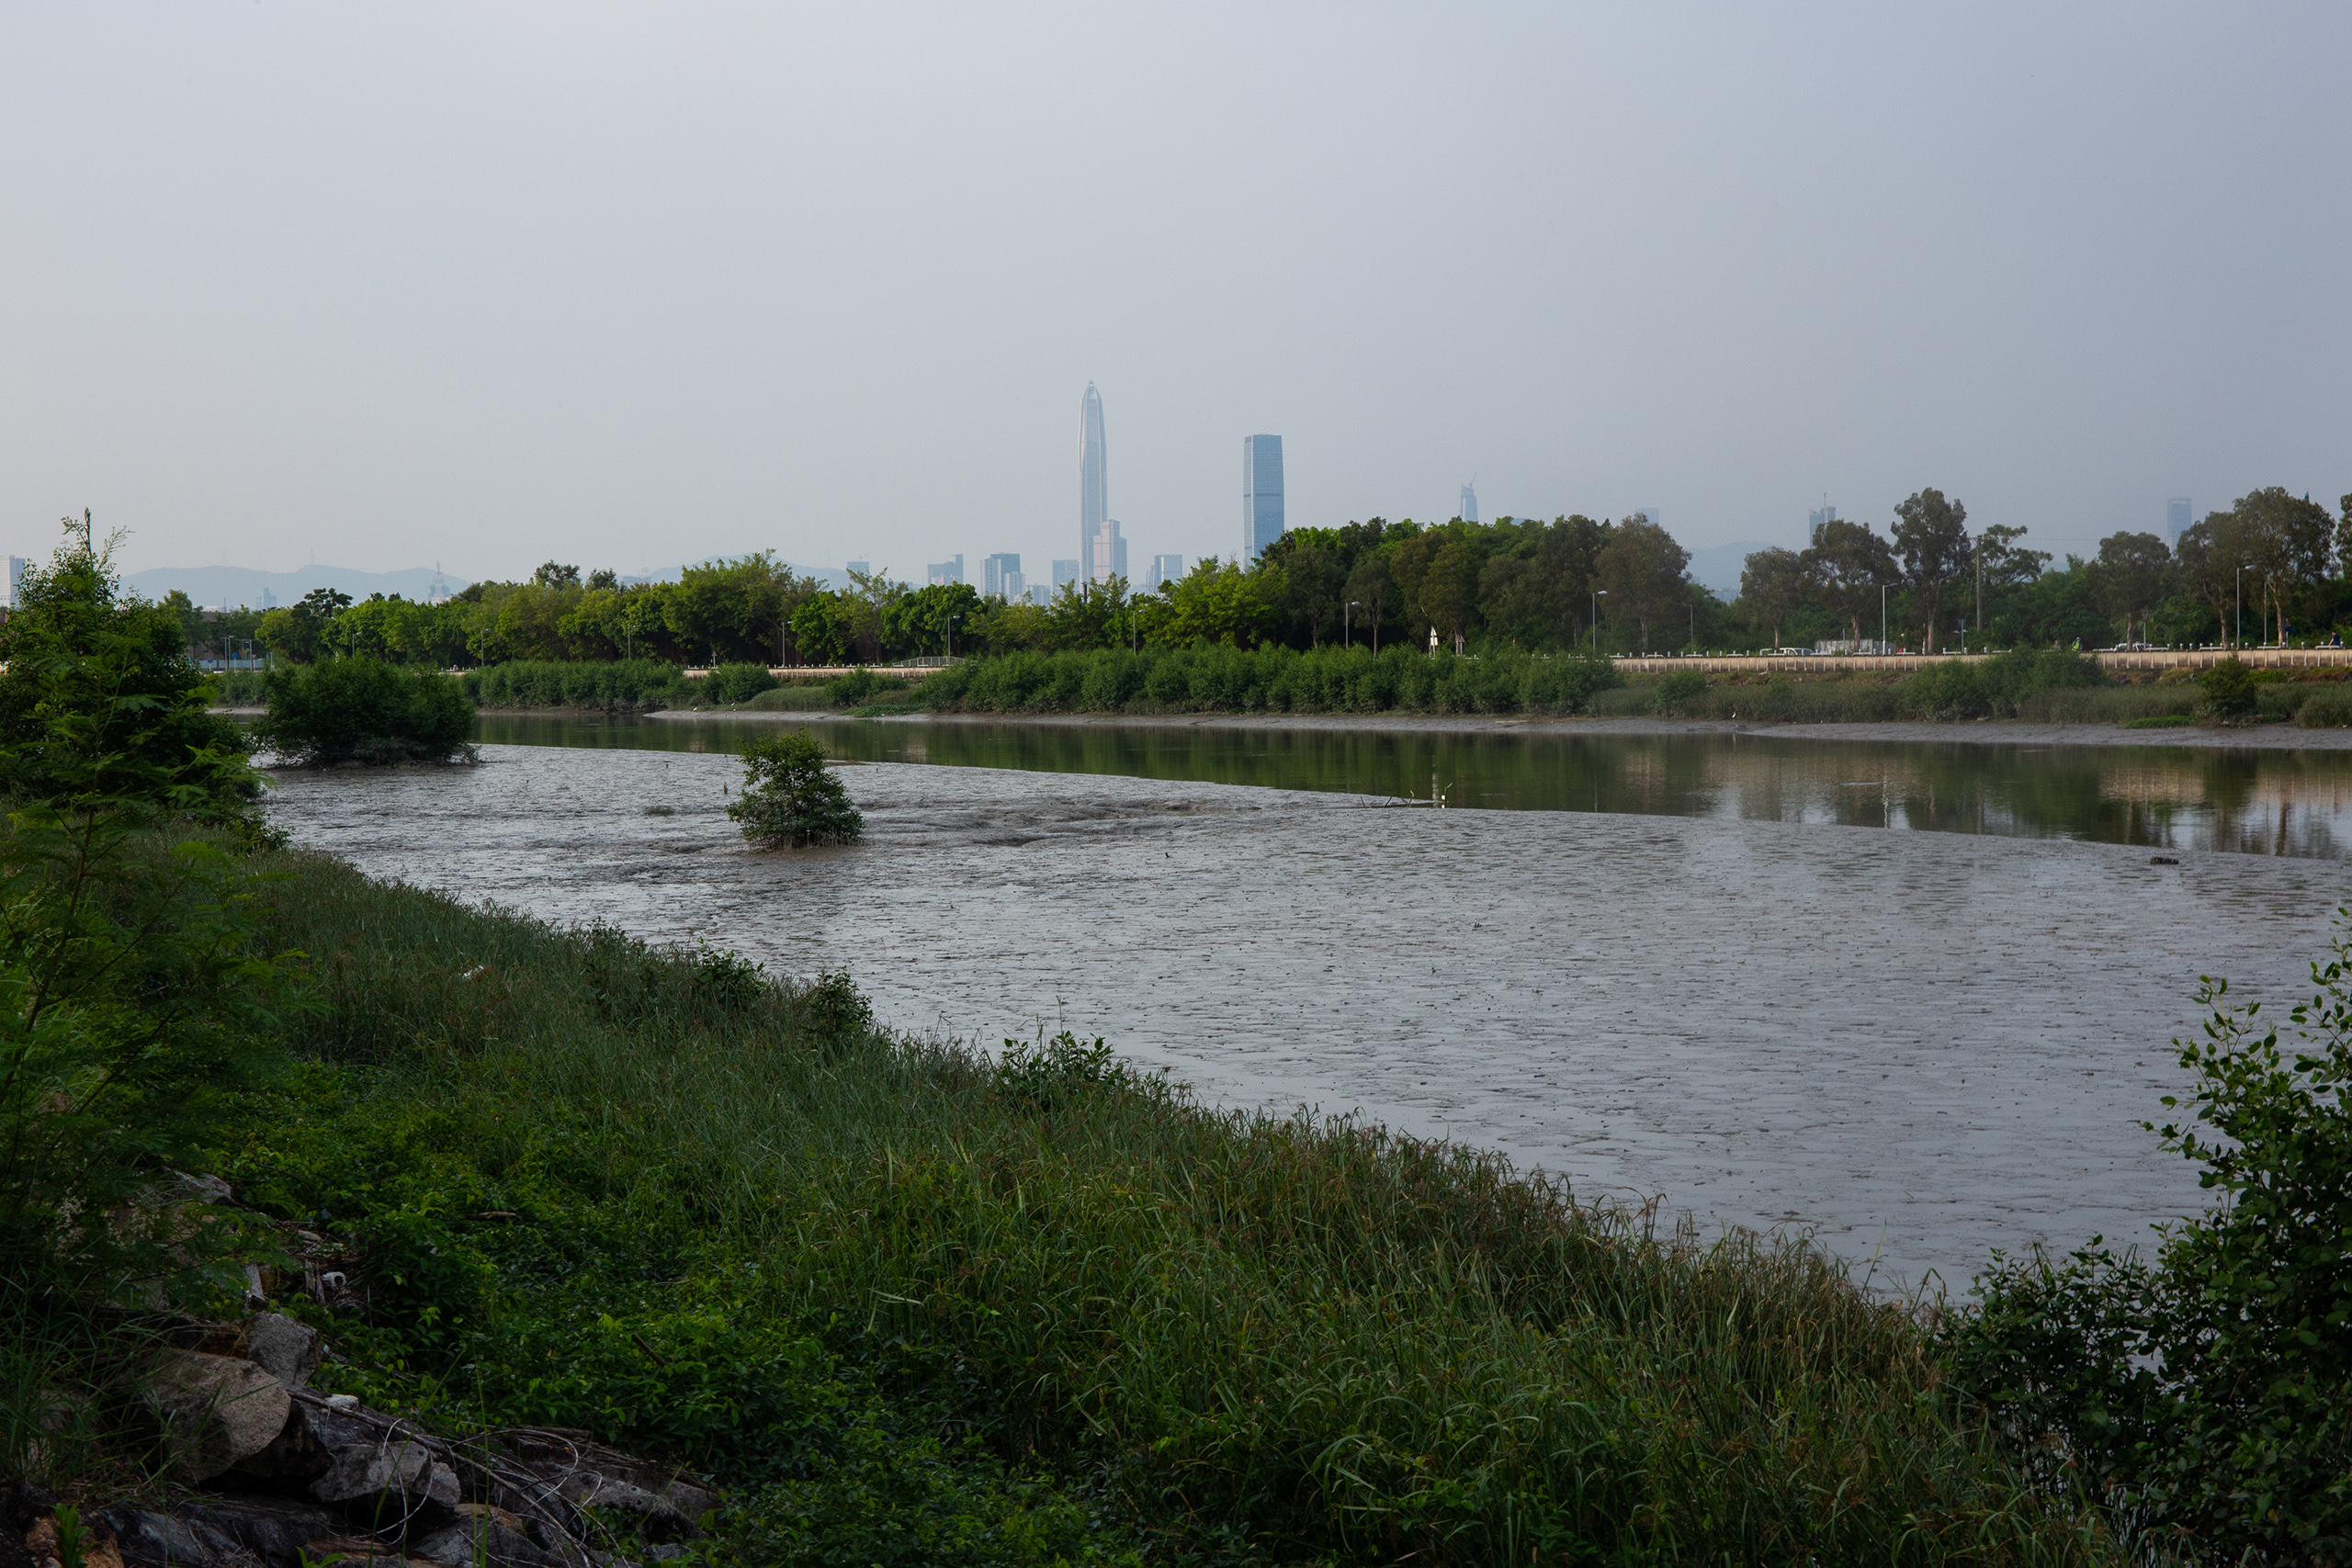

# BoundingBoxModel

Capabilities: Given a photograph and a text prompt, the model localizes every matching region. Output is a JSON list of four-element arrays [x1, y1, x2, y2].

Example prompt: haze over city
[[5, 3, 2346, 588]]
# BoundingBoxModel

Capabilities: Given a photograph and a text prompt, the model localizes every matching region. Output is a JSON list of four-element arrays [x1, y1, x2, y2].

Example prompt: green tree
[[2089, 531, 2175, 646], [1342, 552, 1398, 653], [1738, 546, 1812, 649], [1806, 519, 1902, 647], [534, 561, 582, 589], [2176, 510, 2254, 647], [0, 531, 257, 821], [2233, 486, 2335, 644], [891, 582, 984, 658], [727, 730, 863, 847], [1594, 515, 1690, 652], [1891, 489, 1971, 651]]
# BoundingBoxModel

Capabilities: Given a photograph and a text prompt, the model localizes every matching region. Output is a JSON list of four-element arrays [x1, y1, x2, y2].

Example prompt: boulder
[[146, 1352, 293, 1483], [409, 1513, 557, 1568], [164, 1498, 339, 1566], [573, 1483, 691, 1541], [96, 1506, 262, 1568], [311, 1442, 459, 1525], [243, 1314, 322, 1391]]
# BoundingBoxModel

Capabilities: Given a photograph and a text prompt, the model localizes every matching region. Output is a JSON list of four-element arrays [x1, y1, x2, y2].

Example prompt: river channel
[[263, 718, 2352, 1292]]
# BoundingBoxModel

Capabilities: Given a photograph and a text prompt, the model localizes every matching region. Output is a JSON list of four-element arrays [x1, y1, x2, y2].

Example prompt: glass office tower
[[1079, 384, 1108, 583], [1242, 434, 1284, 562]]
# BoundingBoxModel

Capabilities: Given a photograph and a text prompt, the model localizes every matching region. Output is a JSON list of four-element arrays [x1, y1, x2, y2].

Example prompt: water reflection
[[471, 714, 2352, 859]]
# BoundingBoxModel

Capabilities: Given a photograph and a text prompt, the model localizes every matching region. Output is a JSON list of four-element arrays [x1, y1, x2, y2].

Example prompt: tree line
[[168, 485, 2352, 670]]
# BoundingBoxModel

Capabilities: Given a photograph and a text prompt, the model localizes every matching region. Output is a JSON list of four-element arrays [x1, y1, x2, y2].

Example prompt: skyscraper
[[1089, 520, 1127, 586], [982, 552, 1021, 598], [1808, 504, 1838, 544], [1242, 434, 1284, 562], [1052, 559, 1080, 594], [1147, 553, 1185, 590], [925, 555, 965, 587], [1460, 482, 1478, 524], [1079, 383, 1108, 583], [5, 556, 28, 609], [2167, 498, 2192, 546]]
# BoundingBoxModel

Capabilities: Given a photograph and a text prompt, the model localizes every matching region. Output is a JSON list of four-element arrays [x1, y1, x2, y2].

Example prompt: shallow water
[[477, 713, 2352, 859], [266, 743, 2352, 1292]]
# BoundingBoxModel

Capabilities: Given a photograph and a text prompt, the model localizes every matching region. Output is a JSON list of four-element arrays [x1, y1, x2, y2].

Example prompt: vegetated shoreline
[[649, 705, 2352, 751]]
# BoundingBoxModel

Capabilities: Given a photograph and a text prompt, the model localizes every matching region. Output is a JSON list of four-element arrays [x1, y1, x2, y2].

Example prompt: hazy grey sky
[[6, 3, 2346, 585]]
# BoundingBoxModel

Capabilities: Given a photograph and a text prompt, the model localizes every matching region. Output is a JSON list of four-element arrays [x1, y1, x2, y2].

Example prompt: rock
[[165, 1498, 339, 1566], [146, 1352, 294, 1483], [311, 1441, 459, 1526], [96, 1506, 262, 1568], [243, 1314, 322, 1391], [574, 1483, 690, 1542], [410, 1515, 556, 1568], [655, 1482, 715, 1525]]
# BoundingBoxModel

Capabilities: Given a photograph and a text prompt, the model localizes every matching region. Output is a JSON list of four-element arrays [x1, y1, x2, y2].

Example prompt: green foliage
[[1651, 668, 1708, 712], [254, 658, 476, 765], [1896, 649, 2108, 720], [990, 1032, 1124, 1112], [923, 643, 1622, 716], [2198, 655, 2259, 720], [2294, 682, 2352, 728], [1953, 919, 2352, 1560], [0, 534, 259, 822], [701, 662, 781, 705], [0, 810, 310, 1303], [469, 659, 684, 710], [726, 731, 864, 848]]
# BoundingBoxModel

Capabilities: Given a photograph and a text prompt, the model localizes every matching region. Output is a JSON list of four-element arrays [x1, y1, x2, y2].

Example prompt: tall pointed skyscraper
[[1079, 383, 1108, 584]]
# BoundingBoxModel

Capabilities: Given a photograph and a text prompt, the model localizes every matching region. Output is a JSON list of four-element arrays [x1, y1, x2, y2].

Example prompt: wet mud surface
[[266, 745, 2352, 1291]]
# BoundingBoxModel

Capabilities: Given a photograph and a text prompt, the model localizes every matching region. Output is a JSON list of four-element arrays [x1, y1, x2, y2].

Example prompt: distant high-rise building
[[1001, 570, 1025, 601], [1808, 504, 1838, 545], [2167, 498, 2192, 546], [1460, 482, 1478, 524], [926, 554, 965, 588], [1027, 583, 1052, 607], [983, 552, 1021, 598], [5, 556, 28, 609], [1052, 559, 1080, 595], [1088, 520, 1127, 586], [1080, 383, 1108, 583], [1243, 434, 1285, 563], [846, 559, 870, 578], [1146, 553, 1185, 590]]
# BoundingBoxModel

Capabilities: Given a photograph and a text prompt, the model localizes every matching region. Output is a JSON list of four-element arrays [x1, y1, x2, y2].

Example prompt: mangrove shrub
[[255, 657, 476, 765], [1953, 919, 2352, 1560], [727, 730, 864, 847]]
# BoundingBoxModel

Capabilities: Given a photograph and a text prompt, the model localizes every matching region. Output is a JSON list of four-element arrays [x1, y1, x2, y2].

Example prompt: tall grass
[[926, 644, 1623, 716], [226, 851, 2117, 1565]]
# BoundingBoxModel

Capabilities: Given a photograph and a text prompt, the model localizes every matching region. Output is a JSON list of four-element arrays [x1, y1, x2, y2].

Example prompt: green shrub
[[470, 659, 684, 710], [1652, 669, 1708, 713], [2198, 656, 2257, 720], [1952, 918, 2352, 1561], [703, 662, 781, 705], [254, 657, 475, 765], [2295, 684, 2352, 728], [0, 536, 258, 819], [727, 730, 864, 847], [922, 645, 1621, 717]]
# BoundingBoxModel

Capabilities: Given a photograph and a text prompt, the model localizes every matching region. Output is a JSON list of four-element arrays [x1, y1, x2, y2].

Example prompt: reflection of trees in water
[[472, 716, 2352, 859]]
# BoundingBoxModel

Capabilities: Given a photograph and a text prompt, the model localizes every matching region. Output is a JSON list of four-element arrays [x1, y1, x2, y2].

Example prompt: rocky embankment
[[10, 1178, 715, 1568]]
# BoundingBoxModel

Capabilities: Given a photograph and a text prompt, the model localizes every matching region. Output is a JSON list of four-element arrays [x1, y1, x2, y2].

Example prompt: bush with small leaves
[[726, 730, 864, 848]]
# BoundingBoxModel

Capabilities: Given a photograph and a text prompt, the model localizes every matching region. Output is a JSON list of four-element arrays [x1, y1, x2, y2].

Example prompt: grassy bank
[[922, 644, 1623, 716], [68, 848, 2101, 1567]]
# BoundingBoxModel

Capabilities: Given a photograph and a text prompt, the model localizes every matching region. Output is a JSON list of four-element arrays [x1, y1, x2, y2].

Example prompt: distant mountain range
[[123, 564, 471, 609], [1686, 541, 1776, 598]]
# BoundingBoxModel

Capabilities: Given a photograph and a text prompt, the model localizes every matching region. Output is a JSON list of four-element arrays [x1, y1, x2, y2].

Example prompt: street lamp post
[[2235, 566, 2243, 649], [945, 615, 957, 660], [1880, 582, 1888, 655], [1347, 600, 1360, 649], [1592, 589, 1606, 655]]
